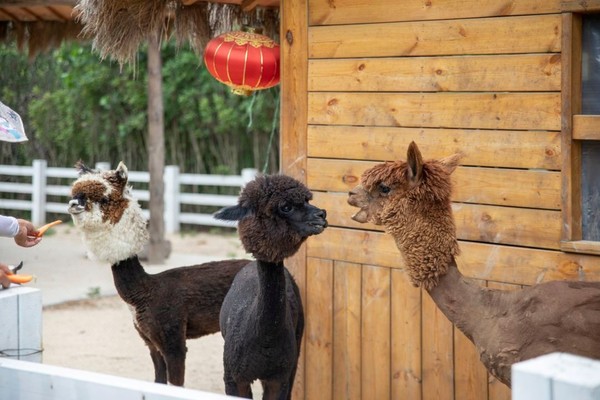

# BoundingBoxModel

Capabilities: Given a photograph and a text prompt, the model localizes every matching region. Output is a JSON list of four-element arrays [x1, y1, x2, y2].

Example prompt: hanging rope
[[262, 89, 280, 174]]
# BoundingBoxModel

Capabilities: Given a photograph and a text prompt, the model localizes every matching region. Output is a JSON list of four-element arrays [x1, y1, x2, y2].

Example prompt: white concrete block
[[0, 286, 43, 363], [513, 352, 600, 400]]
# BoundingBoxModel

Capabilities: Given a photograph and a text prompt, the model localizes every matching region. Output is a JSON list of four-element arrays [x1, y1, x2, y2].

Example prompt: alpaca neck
[[255, 259, 288, 335], [111, 256, 150, 307], [426, 258, 491, 340]]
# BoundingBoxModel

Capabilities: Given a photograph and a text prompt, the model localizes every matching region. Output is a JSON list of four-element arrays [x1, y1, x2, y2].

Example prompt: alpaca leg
[[261, 380, 285, 400], [224, 371, 252, 398], [165, 351, 186, 386], [149, 347, 167, 383]]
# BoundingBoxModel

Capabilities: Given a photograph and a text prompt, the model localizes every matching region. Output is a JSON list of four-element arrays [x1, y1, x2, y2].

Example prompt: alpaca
[[347, 142, 600, 387], [214, 174, 328, 399], [68, 161, 250, 386]]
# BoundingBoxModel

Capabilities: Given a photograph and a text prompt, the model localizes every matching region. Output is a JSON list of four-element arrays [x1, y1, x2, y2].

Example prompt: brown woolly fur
[[237, 175, 314, 263], [360, 158, 460, 290], [348, 142, 600, 387]]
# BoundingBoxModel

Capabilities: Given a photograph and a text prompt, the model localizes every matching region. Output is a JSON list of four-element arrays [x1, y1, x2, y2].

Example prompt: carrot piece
[[7, 274, 34, 284], [36, 220, 63, 237]]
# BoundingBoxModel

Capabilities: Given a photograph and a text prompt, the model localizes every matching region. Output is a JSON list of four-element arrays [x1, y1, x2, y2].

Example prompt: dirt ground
[[4, 223, 263, 395]]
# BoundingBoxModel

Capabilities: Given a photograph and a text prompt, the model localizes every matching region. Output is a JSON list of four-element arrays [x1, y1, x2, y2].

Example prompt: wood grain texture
[[561, 0, 600, 12], [307, 158, 562, 210], [306, 227, 600, 285], [361, 265, 391, 400], [313, 191, 562, 249], [280, 0, 308, 397], [572, 115, 600, 140], [561, 13, 583, 243], [309, 15, 561, 58], [308, 54, 561, 92], [391, 269, 422, 400], [309, 0, 560, 25], [305, 257, 333, 400], [307, 125, 561, 170], [308, 92, 561, 131], [333, 261, 361, 400], [422, 293, 454, 400]]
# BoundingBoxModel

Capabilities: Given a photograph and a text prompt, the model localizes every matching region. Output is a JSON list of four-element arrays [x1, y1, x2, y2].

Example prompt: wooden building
[[279, 1, 600, 399], [4, 0, 600, 399]]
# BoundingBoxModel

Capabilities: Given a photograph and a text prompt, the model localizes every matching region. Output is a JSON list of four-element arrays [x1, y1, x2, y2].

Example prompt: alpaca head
[[215, 174, 328, 263], [68, 161, 149, 265], [347, 142, 462, 289]]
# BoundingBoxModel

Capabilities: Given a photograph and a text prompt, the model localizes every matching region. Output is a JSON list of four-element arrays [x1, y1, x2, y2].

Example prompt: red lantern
[[203, 30, 280, 96]]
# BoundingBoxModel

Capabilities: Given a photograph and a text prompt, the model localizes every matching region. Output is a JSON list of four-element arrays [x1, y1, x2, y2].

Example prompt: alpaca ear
[[439, 152, 463, 174], [115, 161, 128, 182], [214, 205, 252, 221], [406, 141, 424, 184], [74, 160, 94, 176]]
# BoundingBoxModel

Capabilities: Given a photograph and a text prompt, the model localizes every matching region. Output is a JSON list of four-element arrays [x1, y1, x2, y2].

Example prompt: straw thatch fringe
[[0, 20, 84, 60], [75, 0, 280, 65]]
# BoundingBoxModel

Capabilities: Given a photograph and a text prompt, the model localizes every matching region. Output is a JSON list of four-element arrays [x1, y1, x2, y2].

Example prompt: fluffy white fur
[[70, 174, 148, 265]]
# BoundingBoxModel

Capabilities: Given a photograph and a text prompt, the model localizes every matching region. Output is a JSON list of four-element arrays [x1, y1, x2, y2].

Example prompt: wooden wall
[[280, 1, 600, 399]]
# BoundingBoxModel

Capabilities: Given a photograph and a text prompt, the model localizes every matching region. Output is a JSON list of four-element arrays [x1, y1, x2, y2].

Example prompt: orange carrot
[[7, 274, 34, 284], [36, 220, 63, 237]]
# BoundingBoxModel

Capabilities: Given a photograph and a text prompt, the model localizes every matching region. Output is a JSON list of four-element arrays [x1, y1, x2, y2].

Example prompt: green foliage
[[0, 41, 279, 174]]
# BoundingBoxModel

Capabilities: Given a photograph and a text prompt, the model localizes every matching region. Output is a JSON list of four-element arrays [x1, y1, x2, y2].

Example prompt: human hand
[[13, 219, 41, 247], [0, 263, 11, 289]]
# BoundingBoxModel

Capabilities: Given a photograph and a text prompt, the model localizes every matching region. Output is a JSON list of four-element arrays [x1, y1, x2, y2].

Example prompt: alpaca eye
[[279, 204, 293, 214], [379, 184, 391, 194], [100, 197, 109, 205]]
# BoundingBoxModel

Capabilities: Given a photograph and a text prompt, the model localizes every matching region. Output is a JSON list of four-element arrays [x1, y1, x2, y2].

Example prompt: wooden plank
[[452, 203, 561, 250], [305, 257, 333, 400], [453, 281, 488, 400], [561, 240, 600, 255], [561, 13, 583, 242], [361, 265, 391, 400], [572, 115, 600, 140], [307, 125, 561, 170], [306, 227, 600, 285], [313, 191, 562, 250], [422, 292, 454, 400], [562, 0, 600, 12], [308, 92, 561, 131], [280, 0, 308, 397], [307, 159, 562, 210], [308, 54, 561, 92], [308, 15, 561, 58], [391, 269, 422, 400], [332, 261, 361, 400], [309, 0, 560, 25], [487, 281, 517, 400]]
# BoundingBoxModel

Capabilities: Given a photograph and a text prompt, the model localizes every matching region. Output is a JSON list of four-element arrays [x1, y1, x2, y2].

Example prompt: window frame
[[561, 4, 600, 255]]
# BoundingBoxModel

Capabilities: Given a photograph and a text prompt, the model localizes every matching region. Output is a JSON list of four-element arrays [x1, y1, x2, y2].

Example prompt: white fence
[[0, 161, 257, 233]]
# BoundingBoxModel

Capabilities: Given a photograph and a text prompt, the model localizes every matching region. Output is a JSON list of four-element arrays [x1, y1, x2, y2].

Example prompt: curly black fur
[[215, 175, 327, 399]]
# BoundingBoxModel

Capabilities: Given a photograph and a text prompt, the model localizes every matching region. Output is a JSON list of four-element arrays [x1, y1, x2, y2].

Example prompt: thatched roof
[[0, 1, 84, 58], [75, 0, 280, 64], [0, 0, 280, 62]]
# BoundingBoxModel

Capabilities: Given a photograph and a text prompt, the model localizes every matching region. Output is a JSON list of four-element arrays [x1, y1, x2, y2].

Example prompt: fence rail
[[0, 161, 257, 233]]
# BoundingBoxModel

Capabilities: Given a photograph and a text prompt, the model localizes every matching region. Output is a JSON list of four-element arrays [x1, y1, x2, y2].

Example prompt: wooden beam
[[562, 0, 600, 12], [0, 1, 77, 6]]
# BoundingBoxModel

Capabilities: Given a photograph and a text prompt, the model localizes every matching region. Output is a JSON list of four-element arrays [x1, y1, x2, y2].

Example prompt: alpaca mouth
[[68, 199, 85, 215], [307, 219, 327, 233], [350, 209, 369, 223]]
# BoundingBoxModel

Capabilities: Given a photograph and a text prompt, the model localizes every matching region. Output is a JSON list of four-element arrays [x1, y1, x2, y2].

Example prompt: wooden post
[[147, 30, 167, 264]]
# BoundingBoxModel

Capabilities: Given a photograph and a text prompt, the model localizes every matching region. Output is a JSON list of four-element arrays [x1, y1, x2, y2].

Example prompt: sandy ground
[[1, 223, 264, 395]]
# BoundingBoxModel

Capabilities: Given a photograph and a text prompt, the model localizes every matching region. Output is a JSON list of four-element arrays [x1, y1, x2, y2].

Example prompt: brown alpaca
[[347, 141, 600, 387]]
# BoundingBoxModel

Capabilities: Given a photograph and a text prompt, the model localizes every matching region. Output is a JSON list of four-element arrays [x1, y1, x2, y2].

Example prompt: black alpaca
[[215, 174, 328, 399]]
